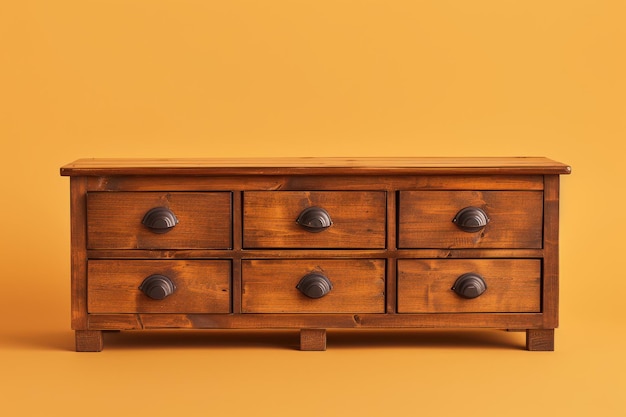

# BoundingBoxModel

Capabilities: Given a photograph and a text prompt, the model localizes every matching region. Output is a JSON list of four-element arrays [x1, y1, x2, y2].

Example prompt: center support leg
[[300, 329, 326, 351]]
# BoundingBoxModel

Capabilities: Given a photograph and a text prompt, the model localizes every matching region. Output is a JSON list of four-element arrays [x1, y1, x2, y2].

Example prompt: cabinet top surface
[[60, 157, 571, 176]]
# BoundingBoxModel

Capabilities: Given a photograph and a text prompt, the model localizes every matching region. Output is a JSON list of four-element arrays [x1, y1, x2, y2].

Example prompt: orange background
[[1, 1, 624, 416]]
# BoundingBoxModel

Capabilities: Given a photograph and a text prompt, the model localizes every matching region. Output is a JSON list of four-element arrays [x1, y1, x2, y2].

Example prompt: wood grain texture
[[87, 192, 231, 249], [243, 191, 386, 248], [87, 312, 544, 330], [398, 191, 543, 249], [88, 260, 230, 313], [242, 259, 385, 313], [397, 259, 541, 313], [61, 157, 572, 176], [85, 248, 544, 260], [82, 174, 545, 192]]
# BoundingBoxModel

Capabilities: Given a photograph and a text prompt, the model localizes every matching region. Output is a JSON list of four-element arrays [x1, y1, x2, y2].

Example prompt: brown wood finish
[[241, 259, 385, 313], [243, 191, 386, 248], [397, 259, 541, 313], [542, 176, 560, 329], [61, 157, 572, 176], [61, 157, 570, 351], [88, 312, 545, 330], [75, 330, 103, 352], [300, 329, 327, 351], [386, 190, 398, 314], [232, 191, 243, 314], [70, 177, 88, 330], [86, 248, 545, 260], [398, 191, 544, 249], [87, 192, 231, 249], [80, 174, 545, 192], [88, 260, 231, 313], [526, 329, 555, 351]]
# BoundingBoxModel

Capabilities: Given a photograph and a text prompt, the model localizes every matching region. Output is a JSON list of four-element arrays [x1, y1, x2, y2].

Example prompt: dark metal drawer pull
[[139, 274, 176, 300], [296, 273, 333, 299], [452, 206, 490, 233], [296, 206, 333, 233], [142, 207, 179, 234], [452, 273, 487, 299]]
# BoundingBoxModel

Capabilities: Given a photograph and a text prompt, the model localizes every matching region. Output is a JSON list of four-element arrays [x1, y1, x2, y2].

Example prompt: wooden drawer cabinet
[[61, 157, 570, 351]]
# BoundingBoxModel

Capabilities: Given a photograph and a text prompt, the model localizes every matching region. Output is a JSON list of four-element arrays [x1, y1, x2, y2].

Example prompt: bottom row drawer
[[87, 259, 386, 314], [88, 260, 231, 313], [87, 259, 540, 315], [242, 259, 386, 313], [397, 259, 541, 313]]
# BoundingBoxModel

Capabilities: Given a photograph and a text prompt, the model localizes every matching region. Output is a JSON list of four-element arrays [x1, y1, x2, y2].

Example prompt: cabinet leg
[[300, 329, 326, 351], [76, 330, 104, 352], [526, 329, 554, 351]]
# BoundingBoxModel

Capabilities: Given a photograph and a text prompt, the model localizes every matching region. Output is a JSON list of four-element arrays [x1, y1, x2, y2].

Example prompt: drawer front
[[243, 191, 386, 248], [397, 259, 541, 313], [88, 260, 231, 313], [242, 259, 385, 313], [398, 191, 543, 248], [87, 192, 232, 249]]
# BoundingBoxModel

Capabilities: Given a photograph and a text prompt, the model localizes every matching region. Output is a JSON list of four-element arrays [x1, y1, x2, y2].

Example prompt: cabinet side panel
[[542, 175, 560, 328], [70, 177, 88, 329]]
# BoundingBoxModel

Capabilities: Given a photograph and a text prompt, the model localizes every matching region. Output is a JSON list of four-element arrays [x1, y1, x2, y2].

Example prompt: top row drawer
[[398, 190, 543, 249], [243, 191, 387, 248], [86, 191, 387, 249], [87, 192, 232, 250], [86, 190, 543, 250]]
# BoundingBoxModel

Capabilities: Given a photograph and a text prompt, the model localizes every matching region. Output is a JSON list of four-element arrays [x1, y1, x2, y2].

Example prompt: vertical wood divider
[[232, 190, 243, 314], [386, 190, 397, 313]]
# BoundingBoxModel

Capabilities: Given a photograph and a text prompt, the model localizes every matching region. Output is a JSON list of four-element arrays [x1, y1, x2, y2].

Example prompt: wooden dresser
[[60, 157, 571, 351]]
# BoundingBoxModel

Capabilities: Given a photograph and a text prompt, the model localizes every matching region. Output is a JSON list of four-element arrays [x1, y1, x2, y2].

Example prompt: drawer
[[88, 260, 231, 313], [243, 191, 386, 248], [87, 192, 231, 249], [398, 191, 543, 248], [397, 259, 541, 313], [242, 259, 385, 313]]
